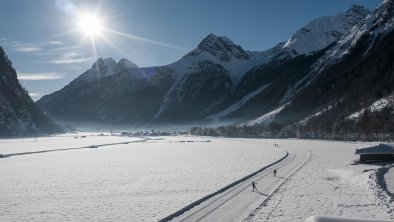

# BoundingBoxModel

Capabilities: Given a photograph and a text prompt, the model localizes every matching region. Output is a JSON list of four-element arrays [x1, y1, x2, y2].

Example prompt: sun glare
[[77, 13, 104, 38]]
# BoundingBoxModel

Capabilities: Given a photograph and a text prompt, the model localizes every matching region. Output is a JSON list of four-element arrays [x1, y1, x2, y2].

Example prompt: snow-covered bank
[[385, 167, 394, 194]]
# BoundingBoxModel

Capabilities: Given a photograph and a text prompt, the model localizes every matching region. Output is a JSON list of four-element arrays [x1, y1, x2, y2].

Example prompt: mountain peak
[[193, 33, 250, 61], [117, 58, 138, 70], [198, 33, 235, 48], [80, 57, 118, 81], [346, 4, 369, 15], [92, 57, 116, 69], [345, 4, 369, 19], [0, 46, 12, 66], [197, 33, 237, 51]]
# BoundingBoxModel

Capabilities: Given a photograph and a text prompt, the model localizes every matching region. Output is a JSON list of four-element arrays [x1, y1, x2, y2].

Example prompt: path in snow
[[165, 147, 310, 222]]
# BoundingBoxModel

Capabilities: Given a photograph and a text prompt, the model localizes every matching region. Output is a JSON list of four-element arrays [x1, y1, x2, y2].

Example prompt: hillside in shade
[[0, 47, 60, 137]]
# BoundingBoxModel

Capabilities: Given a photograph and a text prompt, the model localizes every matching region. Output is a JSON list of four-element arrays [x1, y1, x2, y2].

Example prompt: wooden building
[[355, 143, 394, 162]]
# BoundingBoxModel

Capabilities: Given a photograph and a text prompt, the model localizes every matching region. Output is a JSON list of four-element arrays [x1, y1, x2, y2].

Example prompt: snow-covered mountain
[[282, 5, 369, 55], [267, 0, 394, 133], [316, 0, 394, 70], [0, 47, 60, 136], [273, 0, 394, 110]]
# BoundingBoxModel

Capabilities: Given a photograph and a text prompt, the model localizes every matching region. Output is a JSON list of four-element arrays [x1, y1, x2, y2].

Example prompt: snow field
[[0, 135, 285, 222]]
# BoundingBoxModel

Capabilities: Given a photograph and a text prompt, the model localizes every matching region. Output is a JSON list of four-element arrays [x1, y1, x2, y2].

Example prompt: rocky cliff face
[[0, 47, 60, 136]]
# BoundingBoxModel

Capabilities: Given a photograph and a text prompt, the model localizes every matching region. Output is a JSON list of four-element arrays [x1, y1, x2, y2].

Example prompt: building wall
[[360, 154, 394, 162]]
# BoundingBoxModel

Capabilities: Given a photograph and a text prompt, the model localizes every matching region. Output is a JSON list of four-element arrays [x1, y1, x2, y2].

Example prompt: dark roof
[[355, 143, 394, 154]]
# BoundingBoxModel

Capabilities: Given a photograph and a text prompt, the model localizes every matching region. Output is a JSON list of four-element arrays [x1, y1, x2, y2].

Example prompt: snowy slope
[[309, 0, 394, 75], [283, 5, 369, 55], [298, 106, 333, 124], [207, 83, 272, 123], [244, 104, 287, 126], [347, 94, 394, 119]]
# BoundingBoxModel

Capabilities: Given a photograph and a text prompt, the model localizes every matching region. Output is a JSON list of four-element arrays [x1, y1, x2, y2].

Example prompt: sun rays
[[59, 6, 189, 62]]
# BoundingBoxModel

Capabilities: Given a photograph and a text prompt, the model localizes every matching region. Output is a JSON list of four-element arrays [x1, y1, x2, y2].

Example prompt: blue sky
[[0, 0, 382, 100]]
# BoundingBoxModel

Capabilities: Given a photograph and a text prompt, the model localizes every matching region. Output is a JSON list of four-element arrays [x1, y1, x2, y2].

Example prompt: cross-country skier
[[252, 181, 257, 192]]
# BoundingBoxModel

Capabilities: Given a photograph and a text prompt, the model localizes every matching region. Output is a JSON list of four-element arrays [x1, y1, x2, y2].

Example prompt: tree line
[[190, 107, 394, 141]]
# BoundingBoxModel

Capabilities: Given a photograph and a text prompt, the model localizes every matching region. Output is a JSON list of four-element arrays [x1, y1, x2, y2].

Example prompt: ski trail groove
[[0, 138, 147, 158]]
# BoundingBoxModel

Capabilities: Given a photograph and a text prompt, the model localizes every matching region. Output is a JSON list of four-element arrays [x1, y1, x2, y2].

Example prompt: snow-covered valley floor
[[0, 135, 393, 221], [0, 135, 285, 221]]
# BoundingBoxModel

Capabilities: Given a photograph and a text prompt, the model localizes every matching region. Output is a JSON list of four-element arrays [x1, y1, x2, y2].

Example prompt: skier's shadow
[[255, 191, 268, 196], [275, 176, 287, 179]]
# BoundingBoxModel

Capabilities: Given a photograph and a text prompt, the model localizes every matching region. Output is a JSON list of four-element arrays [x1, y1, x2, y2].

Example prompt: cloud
[[48, 41, 64, 45], [48, 51, 95, 64], [28, 92, 40, 97], [6, 39, 93, 65], [49, 57, 95, 64], [14, 46, 43, 52], [55, 0, 78, 16], [18, 72, 64, 80], [11, 40, 67, 53], [12, 40, 43, 52], [32, 45, 94, 65], [28, 92, 41, 101]]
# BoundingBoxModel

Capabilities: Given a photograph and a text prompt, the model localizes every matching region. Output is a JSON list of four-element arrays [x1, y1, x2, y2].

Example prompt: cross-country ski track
[[162, 147, 310, 222]]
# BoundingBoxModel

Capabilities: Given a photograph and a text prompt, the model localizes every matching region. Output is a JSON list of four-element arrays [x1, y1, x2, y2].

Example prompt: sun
[[77, 13, 104, 38]]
